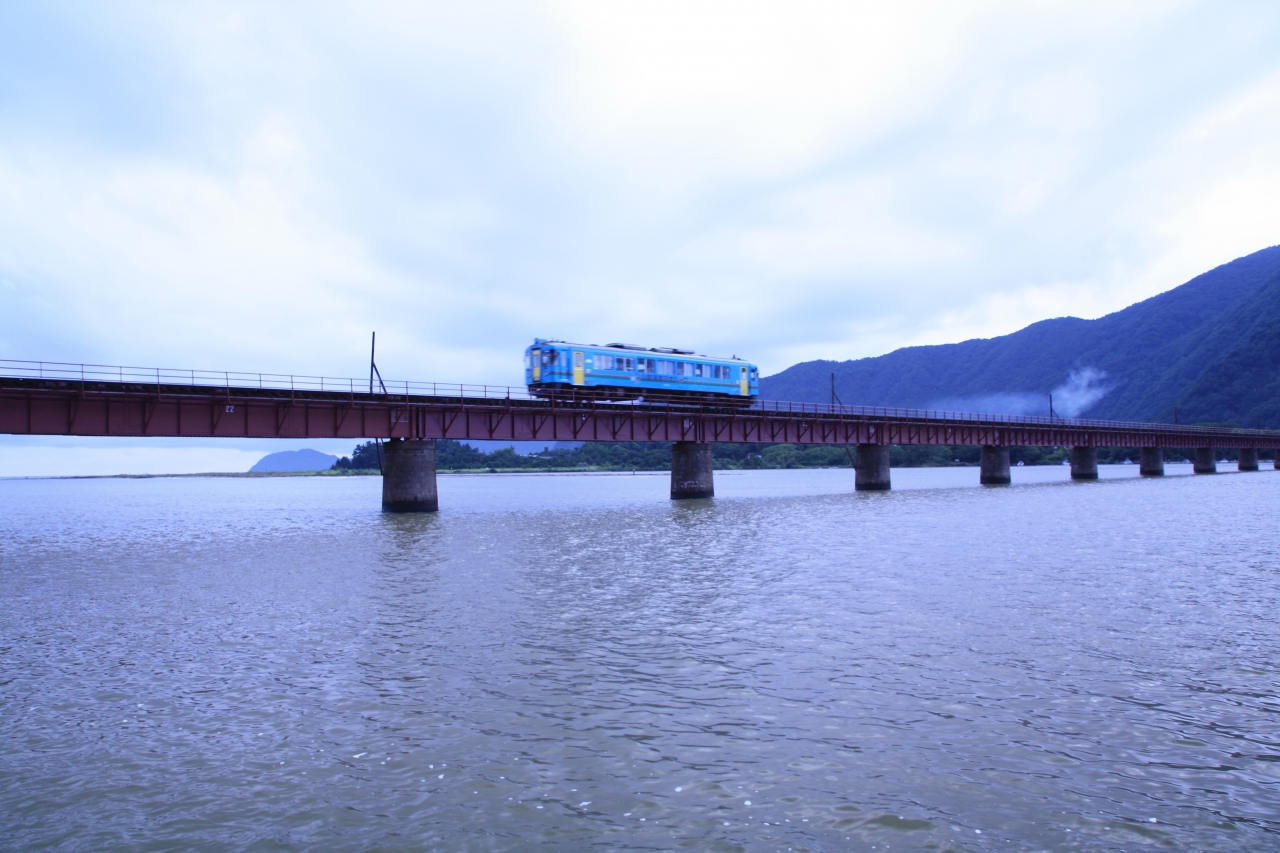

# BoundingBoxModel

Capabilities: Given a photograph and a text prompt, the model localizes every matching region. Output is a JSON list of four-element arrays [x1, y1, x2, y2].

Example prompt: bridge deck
[[1, 360, 1276, 449]]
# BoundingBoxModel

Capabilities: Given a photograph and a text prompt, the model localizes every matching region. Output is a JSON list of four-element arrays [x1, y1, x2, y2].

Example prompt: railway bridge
[[3, 359, 1278, 511]]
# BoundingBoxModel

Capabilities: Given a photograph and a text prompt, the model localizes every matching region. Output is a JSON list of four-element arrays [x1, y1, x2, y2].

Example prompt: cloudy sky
[[2, 1, 1280, 474]]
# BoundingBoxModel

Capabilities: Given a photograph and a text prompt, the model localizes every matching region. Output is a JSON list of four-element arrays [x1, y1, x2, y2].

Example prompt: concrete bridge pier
[[1193, 448, 1217, 474], [1238, 448, 1259, 471], [855, 444, 892, 491], [1139, 447, 1164, 476], [671, 441, 714, 499], [382, 438, 439, 512], [1070, 446, 1098, 480], [980, 446, 1011, 484]]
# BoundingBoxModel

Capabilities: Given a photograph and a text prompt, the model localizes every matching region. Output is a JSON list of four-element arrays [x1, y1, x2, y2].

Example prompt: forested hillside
[[330, 438, 1154, 472], [762, 245, 1280, 427]]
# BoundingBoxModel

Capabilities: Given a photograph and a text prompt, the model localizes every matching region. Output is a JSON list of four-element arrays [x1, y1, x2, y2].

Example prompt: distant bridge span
[[3, 359, 1277, 507]]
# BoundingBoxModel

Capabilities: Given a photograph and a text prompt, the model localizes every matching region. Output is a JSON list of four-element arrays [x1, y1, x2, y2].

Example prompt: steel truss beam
[[2, 377, 1277, 450]]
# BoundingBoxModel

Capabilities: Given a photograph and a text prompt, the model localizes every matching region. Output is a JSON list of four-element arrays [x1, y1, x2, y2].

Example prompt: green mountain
[[761, 245, 1280, 428]]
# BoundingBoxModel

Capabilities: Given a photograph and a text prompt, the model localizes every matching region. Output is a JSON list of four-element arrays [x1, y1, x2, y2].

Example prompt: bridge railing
[[1, 358, 1274, 438], [0, 359, 540, 402]]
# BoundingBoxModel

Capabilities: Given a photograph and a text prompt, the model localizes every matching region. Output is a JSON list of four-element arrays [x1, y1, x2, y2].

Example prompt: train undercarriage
[[529, 383, 756, 408]]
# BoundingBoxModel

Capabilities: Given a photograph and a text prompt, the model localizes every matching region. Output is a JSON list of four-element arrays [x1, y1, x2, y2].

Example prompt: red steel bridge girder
[[2, 378, 1277, 450]]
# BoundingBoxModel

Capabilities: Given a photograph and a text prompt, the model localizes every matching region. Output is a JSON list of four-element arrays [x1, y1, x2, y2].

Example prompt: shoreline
[[0, 462, 1201, 481]]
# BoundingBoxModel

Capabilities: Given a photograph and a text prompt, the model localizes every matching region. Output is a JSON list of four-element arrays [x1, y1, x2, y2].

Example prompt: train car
[[525, 339, 759, 403]]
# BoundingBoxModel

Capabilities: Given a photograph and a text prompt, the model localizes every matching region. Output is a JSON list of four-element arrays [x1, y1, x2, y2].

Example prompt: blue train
[[525, 339, 759, 403]]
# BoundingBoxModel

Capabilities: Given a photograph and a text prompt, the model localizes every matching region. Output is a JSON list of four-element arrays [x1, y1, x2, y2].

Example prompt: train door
[[531, 349, 541, 382], [573, 351, 585, 385], [739, 366, 749, 395]]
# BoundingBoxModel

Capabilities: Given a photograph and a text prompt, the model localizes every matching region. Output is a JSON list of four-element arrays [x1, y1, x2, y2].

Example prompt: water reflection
[[1, 468, 1278, 850]]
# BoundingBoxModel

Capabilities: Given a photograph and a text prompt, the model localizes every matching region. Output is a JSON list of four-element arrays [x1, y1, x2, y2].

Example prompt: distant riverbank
[[330, 439, 1252, 477], [3, 459, 1192, 480]]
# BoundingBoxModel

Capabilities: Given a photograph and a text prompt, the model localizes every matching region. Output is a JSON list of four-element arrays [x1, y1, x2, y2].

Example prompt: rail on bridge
[[3, 359, 1278, 509]]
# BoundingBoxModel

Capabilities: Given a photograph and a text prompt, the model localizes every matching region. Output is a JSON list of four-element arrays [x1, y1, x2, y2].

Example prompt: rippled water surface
[[2, 465, 1279, 851]]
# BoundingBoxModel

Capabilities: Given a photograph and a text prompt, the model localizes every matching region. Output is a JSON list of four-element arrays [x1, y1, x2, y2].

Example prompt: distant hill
[[250, 449, 339, 473], [762, 245, 1280, 428]]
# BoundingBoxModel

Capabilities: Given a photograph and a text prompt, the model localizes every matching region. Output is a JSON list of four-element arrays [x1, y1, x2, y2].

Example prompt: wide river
[[2, 465, 1278, 851]]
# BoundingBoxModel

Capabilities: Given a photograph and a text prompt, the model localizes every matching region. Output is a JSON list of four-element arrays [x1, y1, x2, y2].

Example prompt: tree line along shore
[[326, 439, 1268, 475]]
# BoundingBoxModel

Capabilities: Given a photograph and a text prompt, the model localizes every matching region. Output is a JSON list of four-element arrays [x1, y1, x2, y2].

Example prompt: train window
[[657, 360, 675, 375], [638, 358, 655, 373], [677, 362, 694, 376], [596, 354, 613, 370], [749, 367, 758, 380]]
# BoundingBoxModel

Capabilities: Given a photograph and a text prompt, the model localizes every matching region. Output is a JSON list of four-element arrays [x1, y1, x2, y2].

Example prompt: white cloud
[[549, 1, 985, 194], [2, 1, 1280, 472]]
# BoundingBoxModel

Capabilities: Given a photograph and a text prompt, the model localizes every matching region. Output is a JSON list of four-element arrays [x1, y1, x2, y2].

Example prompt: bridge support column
[[855, 444, 891, 491], [1193, 448, 1216, 474], [1238, 448, 1258, 471], [671, 441, 714, 499], [979, 446, 1011, 485], [1070, 446, 1098, 480], [382, 438, 439, 512], [1139, 447, 1164, 476]]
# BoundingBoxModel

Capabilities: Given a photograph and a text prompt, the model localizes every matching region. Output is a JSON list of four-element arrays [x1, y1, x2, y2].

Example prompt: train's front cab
[[525, 339, 575, 391]]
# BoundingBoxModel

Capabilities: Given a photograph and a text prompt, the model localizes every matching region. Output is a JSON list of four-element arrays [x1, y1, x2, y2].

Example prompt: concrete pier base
[[1238, 448, 1259, 472], [1070, 446, 1098, 480], [671, 441, 714, 499], [1139, 447, 1164, 476], [382, 438, 439, 512], [980, 445, 1011, 484], [855, 444, 891, 491], [1193, 448, 1217, 474]]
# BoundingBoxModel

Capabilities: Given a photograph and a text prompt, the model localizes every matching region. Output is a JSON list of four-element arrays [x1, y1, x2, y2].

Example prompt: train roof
[[530, 338, 747, 362]]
